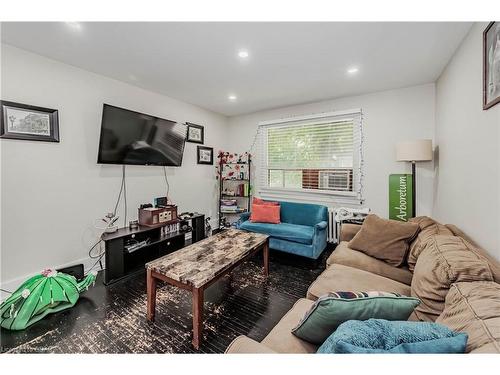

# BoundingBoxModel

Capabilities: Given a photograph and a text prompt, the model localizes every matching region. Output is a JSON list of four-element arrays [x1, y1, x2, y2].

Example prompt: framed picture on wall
[[0, 100, 60, 142], [197, 146, 213, 165], [186, 122, 204, 144], [483, 22, 500, 110]]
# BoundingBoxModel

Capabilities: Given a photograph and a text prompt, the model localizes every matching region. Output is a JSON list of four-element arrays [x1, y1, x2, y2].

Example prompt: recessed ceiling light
[[237, 50, 249, 59], [347, 67, 359, 74], [228, 95, 237, 102], [65, 22, 82, 31]]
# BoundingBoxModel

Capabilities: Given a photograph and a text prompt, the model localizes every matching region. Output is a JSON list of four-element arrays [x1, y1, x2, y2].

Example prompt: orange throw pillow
[[250, 204, 281, 224], [252, 197, 279, 206]]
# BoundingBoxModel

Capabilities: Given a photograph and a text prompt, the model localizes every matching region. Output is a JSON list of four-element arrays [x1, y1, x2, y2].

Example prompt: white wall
[[0, 45, 228, 287], [227, 84, 436, 217], [434, 23, 500, 259]]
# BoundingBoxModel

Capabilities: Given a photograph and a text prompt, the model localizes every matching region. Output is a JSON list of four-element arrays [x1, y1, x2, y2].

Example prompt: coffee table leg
[[147, 269, 157, 322], [263, 240, 269, 277], [192, 287, 203, 349]]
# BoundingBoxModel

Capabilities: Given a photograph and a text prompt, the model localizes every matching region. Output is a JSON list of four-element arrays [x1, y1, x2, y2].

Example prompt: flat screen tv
[[97, 104, 187, 166]]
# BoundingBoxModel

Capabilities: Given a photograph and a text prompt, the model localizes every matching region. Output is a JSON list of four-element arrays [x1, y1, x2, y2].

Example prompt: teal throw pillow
[[292, 291, 420, 344], [317, 319, 468, 353]]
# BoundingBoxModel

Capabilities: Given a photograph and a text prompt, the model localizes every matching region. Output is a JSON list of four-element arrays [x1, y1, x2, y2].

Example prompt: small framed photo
[[483, 22, 500, 110], [186, 122, 204, 144], [197, 146, 213, 165], [1, 101, 59, 142]]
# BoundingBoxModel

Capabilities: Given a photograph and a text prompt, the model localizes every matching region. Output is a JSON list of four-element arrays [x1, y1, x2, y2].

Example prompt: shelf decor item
[[0, 100, 59, 142], [197, 146, 213, 165], [0, 269, 96, 330], [483, 22, 500, 110], [186, 122, 204, 144], [217, 151, 252, 228]]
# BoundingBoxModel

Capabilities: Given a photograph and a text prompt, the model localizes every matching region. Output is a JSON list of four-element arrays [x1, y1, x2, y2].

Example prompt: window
[[258, 110, 363, 199]]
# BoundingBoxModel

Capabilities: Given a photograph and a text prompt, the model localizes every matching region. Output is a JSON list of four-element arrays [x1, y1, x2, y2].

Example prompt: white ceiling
[[1, 22, 471, 116]]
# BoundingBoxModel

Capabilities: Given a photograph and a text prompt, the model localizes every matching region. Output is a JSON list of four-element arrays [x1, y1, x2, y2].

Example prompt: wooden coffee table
[[145, 228, 269, 349]]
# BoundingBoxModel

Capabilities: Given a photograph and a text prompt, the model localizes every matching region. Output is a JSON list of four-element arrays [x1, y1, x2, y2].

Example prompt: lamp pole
[[411, 161, 416, 217]]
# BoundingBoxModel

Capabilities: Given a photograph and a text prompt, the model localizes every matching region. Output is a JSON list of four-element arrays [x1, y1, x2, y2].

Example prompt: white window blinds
[[257, 109, 364, 199]]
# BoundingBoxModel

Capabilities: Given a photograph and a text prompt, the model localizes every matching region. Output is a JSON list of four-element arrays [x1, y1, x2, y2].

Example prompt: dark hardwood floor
[[1, 248, 332, 353]]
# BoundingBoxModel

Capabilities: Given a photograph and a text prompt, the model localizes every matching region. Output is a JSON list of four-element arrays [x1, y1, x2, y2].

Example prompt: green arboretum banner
[[389, 174, 413, 221]]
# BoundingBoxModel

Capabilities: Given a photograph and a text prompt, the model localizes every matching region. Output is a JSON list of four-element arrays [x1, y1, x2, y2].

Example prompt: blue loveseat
[[239, 200, 329, 259]]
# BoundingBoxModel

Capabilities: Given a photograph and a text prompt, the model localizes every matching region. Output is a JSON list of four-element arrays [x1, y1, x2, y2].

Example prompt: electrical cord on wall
[[163, 166, 170, 201], [88, 238, 103, 259], [123, 165, 127, 228], [86, 253, 106, 276], [112, 165, 126, 217], [85, 165, 128, 276], [85, 237, 105, 276], [248, 126, 261, 154]]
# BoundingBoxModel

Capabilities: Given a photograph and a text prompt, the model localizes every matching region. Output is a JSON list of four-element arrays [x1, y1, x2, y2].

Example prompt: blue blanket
[[317, 319, 468, 354]]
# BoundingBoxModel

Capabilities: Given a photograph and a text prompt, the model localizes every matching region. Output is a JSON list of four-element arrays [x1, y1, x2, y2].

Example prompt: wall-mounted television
[[97, 104, 187, 166]]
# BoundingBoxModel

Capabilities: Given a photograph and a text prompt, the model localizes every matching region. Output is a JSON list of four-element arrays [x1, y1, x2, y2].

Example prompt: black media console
[[101, 222, 185, 285]]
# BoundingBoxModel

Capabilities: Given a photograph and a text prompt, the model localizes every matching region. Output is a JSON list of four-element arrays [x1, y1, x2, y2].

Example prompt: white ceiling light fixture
[[237, 50, 249, 59], [347, 67, 359, 75], [228, 95, 237, 102], [65, 22, 83, 32]]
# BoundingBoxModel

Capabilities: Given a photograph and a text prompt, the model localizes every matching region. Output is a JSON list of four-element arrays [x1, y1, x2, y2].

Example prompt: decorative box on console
[[139, 205, 178, 227]]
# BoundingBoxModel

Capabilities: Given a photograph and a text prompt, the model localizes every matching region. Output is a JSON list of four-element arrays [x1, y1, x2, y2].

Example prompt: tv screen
[[97, 104, 187, 166]]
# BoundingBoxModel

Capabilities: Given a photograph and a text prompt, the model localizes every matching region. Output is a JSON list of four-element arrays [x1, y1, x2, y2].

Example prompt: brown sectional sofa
[[225, 218, 500, 354]]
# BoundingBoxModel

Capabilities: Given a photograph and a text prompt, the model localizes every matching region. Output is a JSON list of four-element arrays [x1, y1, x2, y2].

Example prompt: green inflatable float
[[0, 268, 97, 331]]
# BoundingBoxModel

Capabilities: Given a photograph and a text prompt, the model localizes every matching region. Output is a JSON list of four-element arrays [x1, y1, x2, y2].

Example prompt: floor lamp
[[396, 139, 433, 217]]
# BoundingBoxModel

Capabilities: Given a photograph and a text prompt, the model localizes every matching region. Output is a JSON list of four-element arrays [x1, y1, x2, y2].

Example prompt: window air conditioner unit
[[319, 170, 351, 191]]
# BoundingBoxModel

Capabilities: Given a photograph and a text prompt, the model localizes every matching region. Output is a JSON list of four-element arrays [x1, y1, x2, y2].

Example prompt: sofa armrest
[[340, 223, 362, 242], [240, 212, 251, 222], [315, 221, 328, 231], [225, 335, 276, 353]]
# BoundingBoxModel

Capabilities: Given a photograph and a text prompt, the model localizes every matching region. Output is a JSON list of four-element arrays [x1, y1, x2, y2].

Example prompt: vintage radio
[[138, 205, 178, 227]]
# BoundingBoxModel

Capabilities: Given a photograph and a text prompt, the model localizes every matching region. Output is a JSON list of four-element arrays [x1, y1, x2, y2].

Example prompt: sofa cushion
[[407, 216, 453, 272], [292, 291, 420, 344], [317, 319, 467, 354], [348, 214, 420, 267], [278, 201, 328, 227], [327, 242, 413, 285], [225, 336, 276, 353], [411, 235, 494, 322], [261, 298, 318, 353], [446, 224, 500, 284], [240, 221, 314, 245], [436, 281, 500, 353], [307, 264, 411, 300]]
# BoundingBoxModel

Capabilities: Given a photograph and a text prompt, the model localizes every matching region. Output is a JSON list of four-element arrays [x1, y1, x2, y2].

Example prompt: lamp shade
[[396, 139, 433, 162]]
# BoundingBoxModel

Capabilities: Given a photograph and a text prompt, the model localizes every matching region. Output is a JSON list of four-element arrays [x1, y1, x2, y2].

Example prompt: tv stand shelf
[[102, 223, 185, 285]]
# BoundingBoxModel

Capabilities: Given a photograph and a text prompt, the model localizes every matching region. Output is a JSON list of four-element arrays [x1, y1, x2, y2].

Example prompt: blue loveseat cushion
[[240, 221, 314, 245]]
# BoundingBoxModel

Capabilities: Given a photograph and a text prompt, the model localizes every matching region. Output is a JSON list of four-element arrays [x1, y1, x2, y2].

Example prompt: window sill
[[258, 187, 363, 206]]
